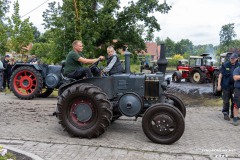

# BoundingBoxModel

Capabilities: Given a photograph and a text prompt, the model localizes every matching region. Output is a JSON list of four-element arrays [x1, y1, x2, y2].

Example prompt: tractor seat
[[60, 61, 76, 81]]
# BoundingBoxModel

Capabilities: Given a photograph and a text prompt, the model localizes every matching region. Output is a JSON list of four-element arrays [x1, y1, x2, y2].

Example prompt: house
[[145, 42, 160, 60]]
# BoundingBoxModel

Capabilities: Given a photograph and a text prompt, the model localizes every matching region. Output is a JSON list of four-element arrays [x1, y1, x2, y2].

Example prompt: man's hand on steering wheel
[[98, 56, 105, 61]]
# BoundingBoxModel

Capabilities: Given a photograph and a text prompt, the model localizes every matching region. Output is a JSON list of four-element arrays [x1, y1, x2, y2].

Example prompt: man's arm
[[104, 56, 117, 72], [217, 73, 222, 91], [78, 56, 104, 64], [218, 73, 222, 86], [233, 75, 240, 81]]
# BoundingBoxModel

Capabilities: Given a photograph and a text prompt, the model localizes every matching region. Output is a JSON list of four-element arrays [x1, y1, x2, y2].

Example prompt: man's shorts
[[234, 88, 240, 108]]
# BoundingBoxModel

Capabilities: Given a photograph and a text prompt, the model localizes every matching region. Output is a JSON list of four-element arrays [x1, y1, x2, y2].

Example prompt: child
[[103, 46, 123, 75]]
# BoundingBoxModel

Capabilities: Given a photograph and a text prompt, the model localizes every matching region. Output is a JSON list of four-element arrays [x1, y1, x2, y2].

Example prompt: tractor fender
[[12, 63, 42, 72]]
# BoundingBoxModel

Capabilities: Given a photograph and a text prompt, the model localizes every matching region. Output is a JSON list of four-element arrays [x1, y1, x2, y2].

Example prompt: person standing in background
[[217, 53, 240, 120], [0, 56, 5, 91], [2, 55, 10, 91], [7, 57, 16, 88]]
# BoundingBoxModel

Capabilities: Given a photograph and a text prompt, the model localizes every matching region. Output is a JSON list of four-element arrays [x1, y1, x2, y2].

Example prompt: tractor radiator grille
[[144, 79, 159, 99]]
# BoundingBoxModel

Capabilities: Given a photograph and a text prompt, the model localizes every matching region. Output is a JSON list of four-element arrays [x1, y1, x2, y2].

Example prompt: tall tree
[[219, 23, 236, 51], [155, 36, 163, 45], [164, 37, 175, 57], [7, 0, 34, 54], [0, 0, 9, 20], [174, 39, 193, 55], [42, 0, 172, 63], [0, 0, 10, 55]]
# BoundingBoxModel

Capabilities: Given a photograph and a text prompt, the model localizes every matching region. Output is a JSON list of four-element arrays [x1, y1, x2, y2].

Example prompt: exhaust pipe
[[124, 51, 131, 74], [157, 44, 168, 74]]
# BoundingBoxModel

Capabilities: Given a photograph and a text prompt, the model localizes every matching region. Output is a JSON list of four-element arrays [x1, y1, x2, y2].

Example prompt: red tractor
[[172, 54, 218, 84]]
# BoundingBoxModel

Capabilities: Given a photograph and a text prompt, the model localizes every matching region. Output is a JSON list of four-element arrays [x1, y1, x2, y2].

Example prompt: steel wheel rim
[[69, 98, 95, 127], [193, 72, 200, 82], [150, 113, 176, 136], [13, 70, 37, 95]]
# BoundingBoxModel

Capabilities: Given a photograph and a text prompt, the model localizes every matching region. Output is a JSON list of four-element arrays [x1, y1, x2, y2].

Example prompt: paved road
[[0, 93, 239, 160]]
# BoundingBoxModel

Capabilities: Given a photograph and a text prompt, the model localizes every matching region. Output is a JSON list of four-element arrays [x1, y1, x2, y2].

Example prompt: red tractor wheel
[[10, 66, 43, 100], [190, 68, 206, 84]]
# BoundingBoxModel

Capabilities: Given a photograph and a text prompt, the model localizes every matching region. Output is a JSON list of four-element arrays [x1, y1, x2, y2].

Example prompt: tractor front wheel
[[10, 66, 43, 100], [142, 103, 185, 144]]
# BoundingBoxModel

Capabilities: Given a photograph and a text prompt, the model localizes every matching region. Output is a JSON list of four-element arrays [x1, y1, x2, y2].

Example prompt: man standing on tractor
[[64, 40, 105, 79], [217, 53, 240, 120]]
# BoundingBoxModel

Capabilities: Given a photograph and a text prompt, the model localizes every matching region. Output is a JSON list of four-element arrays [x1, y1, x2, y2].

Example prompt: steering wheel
[[89, 59, 103, 77], [89, 59, 100, 69]]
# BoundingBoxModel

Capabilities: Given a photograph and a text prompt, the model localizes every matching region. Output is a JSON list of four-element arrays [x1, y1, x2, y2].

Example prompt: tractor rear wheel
[[57, 83, 112, 138], [10, 66, 43, 100], [164, 93, 186, 117], [142, 103, 185, 144], [190, 68, 206, 84]]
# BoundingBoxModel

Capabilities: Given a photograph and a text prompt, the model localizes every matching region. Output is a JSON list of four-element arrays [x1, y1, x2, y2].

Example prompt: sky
[[10, 0, 240, 46]]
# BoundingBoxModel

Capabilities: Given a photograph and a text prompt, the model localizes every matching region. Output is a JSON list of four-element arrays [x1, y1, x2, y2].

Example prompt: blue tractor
[[54, 44, 186, 144]]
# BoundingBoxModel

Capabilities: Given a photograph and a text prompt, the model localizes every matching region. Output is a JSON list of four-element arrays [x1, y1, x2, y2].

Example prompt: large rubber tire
[[172, 72, 181, 83], [10, 66, 43, 100], [37, 87, 54, 98], [142, 103, 185, 144], [212, 72, 222, 96], [57, 83, 113, 138], [190, 68, 206, 84], [164, 93, 186, 118]]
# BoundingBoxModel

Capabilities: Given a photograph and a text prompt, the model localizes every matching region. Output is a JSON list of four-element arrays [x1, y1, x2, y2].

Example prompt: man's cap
[[5, 55, 10, 58], [230, 53, 238, 59]]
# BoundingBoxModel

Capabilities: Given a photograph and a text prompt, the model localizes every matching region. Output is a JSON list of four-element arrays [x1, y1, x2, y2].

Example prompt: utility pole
[[73, 0, 81, 40]]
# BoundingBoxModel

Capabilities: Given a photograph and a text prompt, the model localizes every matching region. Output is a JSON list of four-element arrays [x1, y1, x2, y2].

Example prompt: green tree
[[42, 0, 172, 63], [175, 39, 193, 55], [32, 26, 41, 43], [219, 23, 236, 51], [155, 36, 163, 45], [30, 30, 56, 63], [0, 0, 10, 55], [168, 54, 184, 67], [7, 0, 34, 54], [164, 37, 175, 57]]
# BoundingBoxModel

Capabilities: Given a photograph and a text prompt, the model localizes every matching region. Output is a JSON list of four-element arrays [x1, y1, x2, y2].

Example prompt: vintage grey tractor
[[55, 44, 186, 144], [10, 63, 68, 100]]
